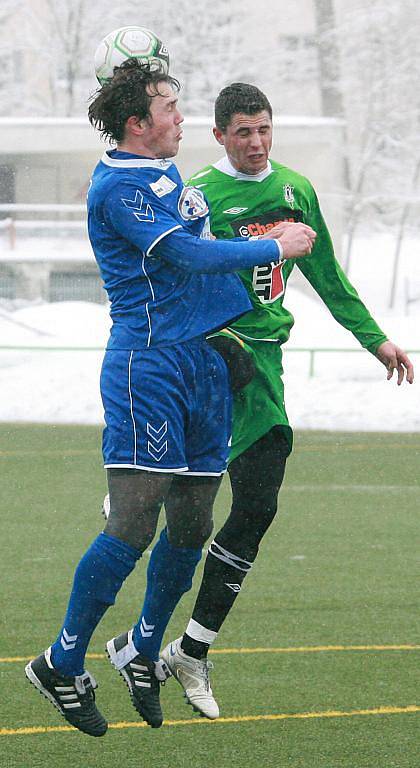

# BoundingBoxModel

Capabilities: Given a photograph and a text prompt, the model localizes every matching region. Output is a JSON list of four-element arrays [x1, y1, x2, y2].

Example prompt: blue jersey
[[87, 150, 282, 349]]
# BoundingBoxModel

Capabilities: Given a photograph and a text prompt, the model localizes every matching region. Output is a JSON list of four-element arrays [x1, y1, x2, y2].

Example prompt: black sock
[[181, 634, 210, 659], [182, 429, 289, 658], [189, 539, 253, 636]]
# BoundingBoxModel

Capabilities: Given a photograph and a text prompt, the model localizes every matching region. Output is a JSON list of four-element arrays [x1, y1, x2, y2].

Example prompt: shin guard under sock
[[132, 527, 201, 661], [182, 538, 253, 658], [51, 532, 141, 676]]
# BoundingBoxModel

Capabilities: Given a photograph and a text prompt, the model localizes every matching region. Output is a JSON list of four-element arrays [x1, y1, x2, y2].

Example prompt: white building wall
[[0, 115, 346, 270]]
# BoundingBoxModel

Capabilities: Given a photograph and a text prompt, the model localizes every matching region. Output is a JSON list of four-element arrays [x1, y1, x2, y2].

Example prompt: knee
[[104, 515, 156, 553], [194, 516, 214, 548], [217, 503, 279, 562], [230, 494, 279, 534]]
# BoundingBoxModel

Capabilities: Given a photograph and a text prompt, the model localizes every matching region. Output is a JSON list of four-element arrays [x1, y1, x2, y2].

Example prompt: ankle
[[181, 633, 209, 660]]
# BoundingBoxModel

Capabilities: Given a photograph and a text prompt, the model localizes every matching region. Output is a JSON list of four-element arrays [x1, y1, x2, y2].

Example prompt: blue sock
[[51, 532, 141, 676], [132, 528, 202, 660]]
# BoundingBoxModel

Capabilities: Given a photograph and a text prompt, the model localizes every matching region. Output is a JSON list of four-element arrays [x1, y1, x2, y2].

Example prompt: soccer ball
[[94, 26, 170, 85]]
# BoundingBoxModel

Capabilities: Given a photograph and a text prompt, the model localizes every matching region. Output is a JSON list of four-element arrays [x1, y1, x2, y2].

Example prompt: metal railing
[[286, 347, 420, 377], [1, 345, 419, 378], [0, 204, 86, 249]]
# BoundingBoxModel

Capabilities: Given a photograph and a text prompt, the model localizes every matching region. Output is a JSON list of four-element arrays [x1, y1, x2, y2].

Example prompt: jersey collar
[[214, 155, 273, 182], [101, 150, 173, 170]]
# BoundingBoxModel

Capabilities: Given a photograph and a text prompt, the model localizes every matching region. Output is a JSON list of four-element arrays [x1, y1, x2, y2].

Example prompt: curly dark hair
[[214, 83, 272, 133], [88, 58, 180, 143]]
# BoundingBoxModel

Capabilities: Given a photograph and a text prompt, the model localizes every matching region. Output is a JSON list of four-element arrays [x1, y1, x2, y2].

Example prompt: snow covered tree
[[334, 0, 420, 266], [0, 0, 25, 115], [8, 0, 242, 115], [314, 0, 345, 119], [119, 0, 244, 114], [23, 0, 125, 115]]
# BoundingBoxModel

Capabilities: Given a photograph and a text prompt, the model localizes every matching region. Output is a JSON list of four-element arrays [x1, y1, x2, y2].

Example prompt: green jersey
[[188, 157, 388, 461], [189, 158, 387, 353]]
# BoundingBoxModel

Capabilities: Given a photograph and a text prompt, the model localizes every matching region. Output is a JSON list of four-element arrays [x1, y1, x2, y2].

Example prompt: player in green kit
[[160, 83, 414, 717]]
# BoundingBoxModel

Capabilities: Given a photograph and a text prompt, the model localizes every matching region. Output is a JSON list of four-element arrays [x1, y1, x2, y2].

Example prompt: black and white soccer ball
[[94, 26, 170, 85]]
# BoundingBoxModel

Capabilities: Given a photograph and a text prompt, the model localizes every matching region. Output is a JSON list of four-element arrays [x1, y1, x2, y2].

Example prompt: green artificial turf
[[0, 425, 418, 767]]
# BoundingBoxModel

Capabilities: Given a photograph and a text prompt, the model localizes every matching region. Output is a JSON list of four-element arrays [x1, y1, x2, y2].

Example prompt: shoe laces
[[154, 658, 171, 682], [196, 658, 214, 691], [74, 671, 97, 697]]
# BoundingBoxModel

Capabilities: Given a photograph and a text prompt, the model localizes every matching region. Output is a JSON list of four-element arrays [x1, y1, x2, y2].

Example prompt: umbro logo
[[223, 207, 248, 215], [225, 583, 241, 592]]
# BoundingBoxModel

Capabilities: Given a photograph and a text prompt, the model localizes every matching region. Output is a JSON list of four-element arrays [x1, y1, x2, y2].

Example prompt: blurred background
[[0, 0, 419, 427]]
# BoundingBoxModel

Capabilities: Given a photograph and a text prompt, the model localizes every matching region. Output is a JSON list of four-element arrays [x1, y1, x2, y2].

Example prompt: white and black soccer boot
[[25, 648, 107, 737], [160, 637, 219, 719], [106, 629, 170, 728]]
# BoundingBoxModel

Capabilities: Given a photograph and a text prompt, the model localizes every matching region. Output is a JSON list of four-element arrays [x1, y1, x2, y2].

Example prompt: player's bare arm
[[375, 341, 414, 385]]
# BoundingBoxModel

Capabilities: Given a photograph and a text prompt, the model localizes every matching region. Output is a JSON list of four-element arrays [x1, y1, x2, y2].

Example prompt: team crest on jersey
[[283, 184, 295, 207], [178, 186, 209, 220]]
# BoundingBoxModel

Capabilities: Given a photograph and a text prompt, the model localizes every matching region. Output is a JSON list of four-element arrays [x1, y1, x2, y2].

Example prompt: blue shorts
[[100, 338, 232, 476]]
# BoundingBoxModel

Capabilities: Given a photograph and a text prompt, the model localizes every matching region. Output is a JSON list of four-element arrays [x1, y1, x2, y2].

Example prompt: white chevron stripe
[[147, 440, 168, 461], [147, 421, 168, 442], [63, 628, 78, 643], [60, 637, 76, 651], [141, 617, 155, 632]]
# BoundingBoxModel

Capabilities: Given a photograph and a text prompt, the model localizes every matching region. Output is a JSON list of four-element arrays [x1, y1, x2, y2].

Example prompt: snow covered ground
[[0, 233, 419, 430]]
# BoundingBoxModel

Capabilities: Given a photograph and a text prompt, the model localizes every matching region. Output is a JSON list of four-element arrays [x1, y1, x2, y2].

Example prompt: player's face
[[213, 111, 273, 175], [143, 82, 184, 158]]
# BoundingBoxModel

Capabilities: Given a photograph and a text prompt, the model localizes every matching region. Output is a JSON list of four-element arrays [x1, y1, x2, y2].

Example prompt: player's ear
[[126, 115, 146, 136], [213, 127, 225, 146]]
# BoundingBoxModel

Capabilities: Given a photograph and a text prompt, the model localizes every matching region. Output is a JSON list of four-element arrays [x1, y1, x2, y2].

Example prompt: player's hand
[[207, 334, 256, 392], [259, 221, 297, 239], [375, 341, 414, 385], [275, 222, 317, 260]]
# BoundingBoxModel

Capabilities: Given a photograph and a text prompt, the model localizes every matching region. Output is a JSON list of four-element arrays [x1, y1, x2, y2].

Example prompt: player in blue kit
[[24, 60, 315, 737]]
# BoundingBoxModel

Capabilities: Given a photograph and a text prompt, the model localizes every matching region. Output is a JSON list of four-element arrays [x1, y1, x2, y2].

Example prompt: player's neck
[[117, 139, 157, 158], [217, 155, 272, 182]]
